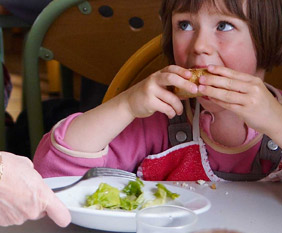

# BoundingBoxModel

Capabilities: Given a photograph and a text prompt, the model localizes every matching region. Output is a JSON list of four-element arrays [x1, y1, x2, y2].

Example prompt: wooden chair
[[103, 34, 168, 102], [23, 0, 162, 155]]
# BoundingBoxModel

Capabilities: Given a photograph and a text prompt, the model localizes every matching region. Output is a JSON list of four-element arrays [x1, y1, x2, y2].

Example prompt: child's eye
[[217, 21, 234, 31], [178, 20, 193, 31]]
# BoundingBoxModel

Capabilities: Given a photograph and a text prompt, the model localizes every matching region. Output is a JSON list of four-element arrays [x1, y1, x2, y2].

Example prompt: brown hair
[[159, 0, 282, 71]]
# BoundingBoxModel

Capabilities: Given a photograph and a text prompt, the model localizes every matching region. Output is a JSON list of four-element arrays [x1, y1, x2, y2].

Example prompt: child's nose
[[193, 30, 213, 56]]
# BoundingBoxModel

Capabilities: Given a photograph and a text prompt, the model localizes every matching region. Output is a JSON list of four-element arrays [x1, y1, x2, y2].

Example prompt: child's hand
[[198, 65, 282, 134], [123, 65, 198, 119]]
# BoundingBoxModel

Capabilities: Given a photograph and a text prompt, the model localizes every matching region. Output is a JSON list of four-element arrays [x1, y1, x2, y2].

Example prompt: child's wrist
[[118, 92, 136, 121], [264, 110, 282, 148]]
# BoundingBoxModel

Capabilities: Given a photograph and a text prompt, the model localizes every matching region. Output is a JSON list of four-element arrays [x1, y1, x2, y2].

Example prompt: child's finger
[[199, 85, 246, 105], [208, 97, 243, 114], [151, 96, 179, 119], [157, 72, 198, 95], [199, 74, 249, 94], [155, 87, 184, 116], [207, 65, 254, 82], [161, 65, 192, 79]]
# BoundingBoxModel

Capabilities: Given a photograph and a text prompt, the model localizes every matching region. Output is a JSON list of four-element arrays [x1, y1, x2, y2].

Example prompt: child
[[33, 0, 282, 182]]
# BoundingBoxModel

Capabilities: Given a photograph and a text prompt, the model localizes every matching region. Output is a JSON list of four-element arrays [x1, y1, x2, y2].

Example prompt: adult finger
[[45, 195, 71, 227]]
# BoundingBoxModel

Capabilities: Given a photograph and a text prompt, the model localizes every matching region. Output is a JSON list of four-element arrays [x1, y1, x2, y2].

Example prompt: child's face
[[171, 3, 259, 77]]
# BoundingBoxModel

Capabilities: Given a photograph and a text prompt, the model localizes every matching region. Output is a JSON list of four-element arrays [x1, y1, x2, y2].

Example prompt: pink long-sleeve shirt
[[33, 84, 282, 181], [34, 110, 272, 178]]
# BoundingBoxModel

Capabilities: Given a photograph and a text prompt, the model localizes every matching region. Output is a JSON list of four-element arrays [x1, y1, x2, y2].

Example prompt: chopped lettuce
[[120, 193, 144, 210], [155, 183, 180, 199], [85, 183, 120, 209], [142, 183, 180, 208], [84, 179, 179, 211], [122, 178, 144, 197], [120, 178, 145, 210]]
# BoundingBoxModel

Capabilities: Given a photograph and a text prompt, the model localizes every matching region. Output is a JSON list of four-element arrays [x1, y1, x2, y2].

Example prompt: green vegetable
[[142, 183, 180, 208], [122, 178, 144, 197], [85, 183, 120, 209], [120, 193, 144, 210], [84, 179, 179, 211], [155, 183, 180, 199], [120, 178, 145, 210]]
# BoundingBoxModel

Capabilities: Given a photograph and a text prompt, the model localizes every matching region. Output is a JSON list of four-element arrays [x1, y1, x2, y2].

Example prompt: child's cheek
[[173, 47, 187, 67], [220, 42, 257, 75], [173, 35, 190, 67]]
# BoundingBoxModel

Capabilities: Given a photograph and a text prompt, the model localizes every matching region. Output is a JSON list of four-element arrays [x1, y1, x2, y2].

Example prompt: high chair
[[23, 0, 162, 155], [103, 34, 168, 102]]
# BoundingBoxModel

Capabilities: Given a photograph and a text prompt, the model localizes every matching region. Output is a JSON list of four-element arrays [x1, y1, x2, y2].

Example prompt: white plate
[[45, 176, 211, 232]]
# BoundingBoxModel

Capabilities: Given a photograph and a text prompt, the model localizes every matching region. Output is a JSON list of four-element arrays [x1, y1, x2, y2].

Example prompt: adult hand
[[0, 152, 71, 227]]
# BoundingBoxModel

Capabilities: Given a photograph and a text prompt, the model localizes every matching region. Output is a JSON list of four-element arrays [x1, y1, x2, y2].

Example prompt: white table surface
[[0, 181, 281, 233]]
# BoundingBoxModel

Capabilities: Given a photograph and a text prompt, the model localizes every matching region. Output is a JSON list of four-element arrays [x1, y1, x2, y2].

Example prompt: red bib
[[139, 142, 210, 181]]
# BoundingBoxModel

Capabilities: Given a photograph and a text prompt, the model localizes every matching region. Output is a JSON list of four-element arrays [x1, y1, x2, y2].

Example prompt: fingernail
[[185, 70, 192, 77], [199, 85, 205, 92], [191, 85, 198, 93], [208, 65, 214, 71], [199, 76, 206, 83]]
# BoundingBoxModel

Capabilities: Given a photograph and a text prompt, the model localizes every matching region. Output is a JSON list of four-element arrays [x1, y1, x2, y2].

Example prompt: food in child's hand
[[173, 68, 209, 98], [84, 179, 179, 211]]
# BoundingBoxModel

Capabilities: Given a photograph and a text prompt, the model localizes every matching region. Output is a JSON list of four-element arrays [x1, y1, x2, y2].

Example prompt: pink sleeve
[[33, 113, 107, 177], [33, 112, 169, 178]]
